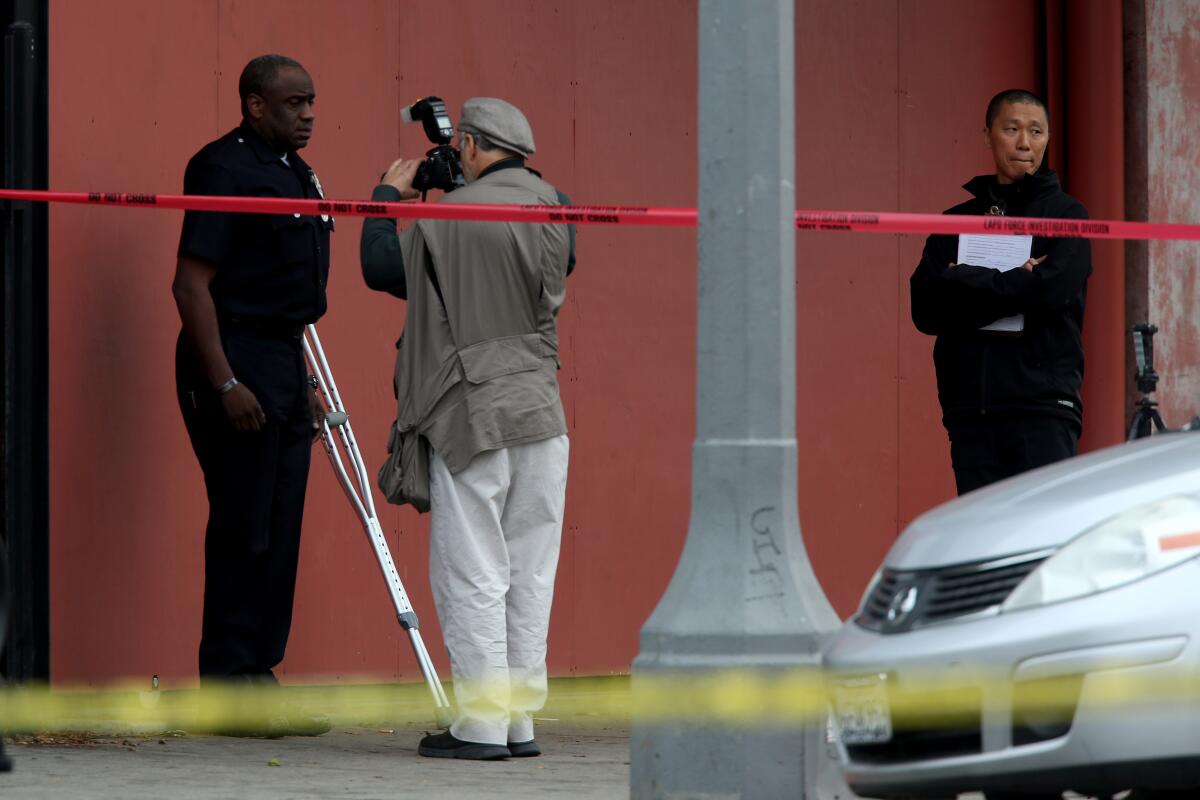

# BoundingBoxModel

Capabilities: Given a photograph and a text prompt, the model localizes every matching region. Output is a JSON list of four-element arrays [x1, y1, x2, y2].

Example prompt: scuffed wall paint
[[1144, 0, 1200, 425]]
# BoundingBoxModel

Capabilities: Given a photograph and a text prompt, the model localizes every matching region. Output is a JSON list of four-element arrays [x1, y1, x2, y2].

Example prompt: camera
[[1133, 322, 1159, 396], [401, 96, 465, 196]]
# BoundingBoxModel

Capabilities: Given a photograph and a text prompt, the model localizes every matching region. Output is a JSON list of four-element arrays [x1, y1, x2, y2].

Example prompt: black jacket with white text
[[910, 170, 1091, 429]]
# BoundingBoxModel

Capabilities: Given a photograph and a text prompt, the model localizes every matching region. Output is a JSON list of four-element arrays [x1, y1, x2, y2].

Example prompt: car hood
[[888, 432, 1200, 570]]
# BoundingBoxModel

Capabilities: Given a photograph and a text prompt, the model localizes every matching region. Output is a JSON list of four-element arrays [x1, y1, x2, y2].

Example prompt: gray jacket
[[373, 165, 572, 510]]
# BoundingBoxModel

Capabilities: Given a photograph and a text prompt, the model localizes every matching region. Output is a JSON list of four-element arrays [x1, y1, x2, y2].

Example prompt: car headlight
[[1002, 495, 1200, 611]]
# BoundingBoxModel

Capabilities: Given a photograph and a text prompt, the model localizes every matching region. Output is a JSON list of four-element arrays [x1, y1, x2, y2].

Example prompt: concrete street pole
[[629, 1, 843, 798]]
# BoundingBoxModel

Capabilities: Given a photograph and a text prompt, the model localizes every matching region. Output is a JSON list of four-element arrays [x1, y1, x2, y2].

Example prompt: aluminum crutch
[[302, 324, 453, 728]]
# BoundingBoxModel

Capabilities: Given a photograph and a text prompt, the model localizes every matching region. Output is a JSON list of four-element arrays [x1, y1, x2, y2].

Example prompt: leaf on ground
[[9, 733, 102, 747], [268, 758, 281, 767]]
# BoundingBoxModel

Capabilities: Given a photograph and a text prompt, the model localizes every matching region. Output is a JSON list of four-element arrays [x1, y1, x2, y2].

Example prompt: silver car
[[824, 432, 1200, 800]]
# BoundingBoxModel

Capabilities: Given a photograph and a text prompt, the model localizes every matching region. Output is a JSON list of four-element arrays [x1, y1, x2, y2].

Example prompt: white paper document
[[956, 233, 1033, 333]]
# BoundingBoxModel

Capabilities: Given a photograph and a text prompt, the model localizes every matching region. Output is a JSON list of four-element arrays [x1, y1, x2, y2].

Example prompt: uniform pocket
[[457, 334, 543, 384], [271, 214, 314, 265], [376, 421, 431, 512]]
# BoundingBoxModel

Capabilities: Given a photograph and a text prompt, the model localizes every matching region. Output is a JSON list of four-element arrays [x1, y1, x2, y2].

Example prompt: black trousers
[[947, 415, 1079, 496], [175, 325, 312, 680]]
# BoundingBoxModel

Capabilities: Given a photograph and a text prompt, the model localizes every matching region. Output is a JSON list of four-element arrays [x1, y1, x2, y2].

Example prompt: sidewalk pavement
[[1, 722, 1018, 800], [2, 720, 630, 800], [0, 668, 1027, 800]]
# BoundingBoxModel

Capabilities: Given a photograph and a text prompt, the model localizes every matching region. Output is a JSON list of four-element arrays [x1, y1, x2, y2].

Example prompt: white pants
[[428, 435, 569, 745]]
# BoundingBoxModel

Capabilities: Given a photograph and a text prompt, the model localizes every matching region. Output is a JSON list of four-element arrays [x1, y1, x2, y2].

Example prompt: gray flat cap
[[458, 97, 536, 157]]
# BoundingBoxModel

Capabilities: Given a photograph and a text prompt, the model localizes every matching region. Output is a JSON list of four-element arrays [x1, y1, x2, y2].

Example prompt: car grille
[[842, 678, 1079, 765], [846, 728, 982, 764], [857, 551, 1050, 634]]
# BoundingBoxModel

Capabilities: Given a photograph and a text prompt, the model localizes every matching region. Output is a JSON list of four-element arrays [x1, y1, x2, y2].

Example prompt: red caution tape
[[2, 189, 1200, 241], [0, 189, 695, 228], [793, 210, 1195, 241]]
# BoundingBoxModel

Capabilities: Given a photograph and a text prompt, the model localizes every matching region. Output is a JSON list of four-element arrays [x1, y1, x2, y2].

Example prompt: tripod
[[1128, 323, 1170, 441], [1128, 392, 1168, 441]]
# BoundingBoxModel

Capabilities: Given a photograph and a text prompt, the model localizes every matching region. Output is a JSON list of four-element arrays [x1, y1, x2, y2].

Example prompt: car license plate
[[833, 674, 892, 745]]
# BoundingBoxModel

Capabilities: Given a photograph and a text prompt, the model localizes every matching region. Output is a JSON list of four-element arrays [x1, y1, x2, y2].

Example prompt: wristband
[[215, 377, 239, 395]]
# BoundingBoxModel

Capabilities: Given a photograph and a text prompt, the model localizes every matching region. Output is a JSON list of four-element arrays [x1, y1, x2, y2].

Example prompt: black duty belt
[[222, 316, 305, 339]]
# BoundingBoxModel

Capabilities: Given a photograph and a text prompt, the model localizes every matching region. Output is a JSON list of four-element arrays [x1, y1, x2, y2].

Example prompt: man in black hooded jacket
[[911, 89, 1092, 495]]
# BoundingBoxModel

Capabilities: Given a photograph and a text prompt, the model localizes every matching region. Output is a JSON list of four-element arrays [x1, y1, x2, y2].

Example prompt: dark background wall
[[1, 0, 49, 683], [41, 0, 1125, 686]]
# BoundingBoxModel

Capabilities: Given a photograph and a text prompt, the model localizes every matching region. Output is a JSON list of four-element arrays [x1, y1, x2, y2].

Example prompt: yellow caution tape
[[0, 667, 1194, 735]]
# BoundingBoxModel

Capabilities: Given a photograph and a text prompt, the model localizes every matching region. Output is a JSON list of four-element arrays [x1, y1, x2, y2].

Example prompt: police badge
[[309, 169, 332, 225]]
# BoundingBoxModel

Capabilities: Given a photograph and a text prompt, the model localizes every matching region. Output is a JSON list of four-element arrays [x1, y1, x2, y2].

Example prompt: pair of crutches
[[302, 325, 453, 728]]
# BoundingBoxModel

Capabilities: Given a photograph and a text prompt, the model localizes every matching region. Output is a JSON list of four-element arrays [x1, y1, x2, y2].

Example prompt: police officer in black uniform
[[172, 55, 331, 726]]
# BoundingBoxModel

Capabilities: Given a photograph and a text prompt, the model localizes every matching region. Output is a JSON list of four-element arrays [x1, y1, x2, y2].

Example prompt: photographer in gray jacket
[[361, 97, 576, 761]]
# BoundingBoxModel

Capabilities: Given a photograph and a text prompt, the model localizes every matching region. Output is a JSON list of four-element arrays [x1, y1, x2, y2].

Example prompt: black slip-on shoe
[[280, 710, 332, 737], [507, 739, 541, 757], [418, 731, 510, 760], [212, 722, 285, 739], [211, 710, 330, 738], [273, 701, 333, 737]]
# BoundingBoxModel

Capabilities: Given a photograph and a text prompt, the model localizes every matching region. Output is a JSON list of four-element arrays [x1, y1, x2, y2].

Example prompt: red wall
[[46, 1, 1114, 687], [795, 0, 1042, 607], [1067, 0, 1126, 450]]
